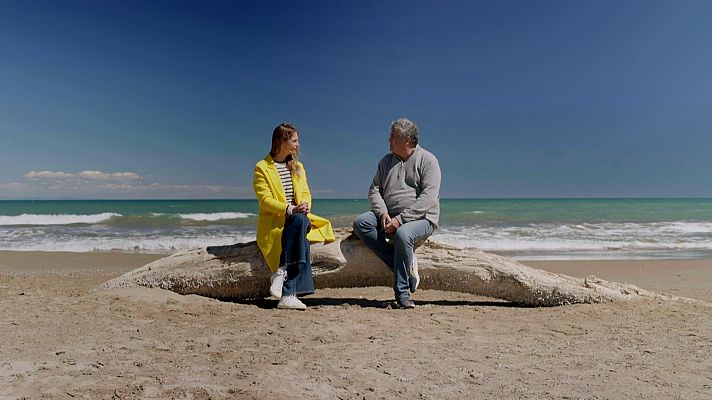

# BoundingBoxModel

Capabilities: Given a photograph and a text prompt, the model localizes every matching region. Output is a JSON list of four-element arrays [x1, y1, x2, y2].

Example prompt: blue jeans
[[352, 211, 434, 302], [280, 213, 314, 296]]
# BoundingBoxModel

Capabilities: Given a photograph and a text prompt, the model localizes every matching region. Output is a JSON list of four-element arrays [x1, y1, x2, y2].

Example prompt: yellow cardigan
[[253, 154, 335, 272]]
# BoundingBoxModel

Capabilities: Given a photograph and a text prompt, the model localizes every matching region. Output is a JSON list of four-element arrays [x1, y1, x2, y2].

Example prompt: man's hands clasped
[[380, 213, 401, 234]]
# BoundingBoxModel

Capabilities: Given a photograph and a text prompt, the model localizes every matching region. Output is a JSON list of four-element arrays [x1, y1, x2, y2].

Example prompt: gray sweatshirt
[[368, 145, 441, 228]]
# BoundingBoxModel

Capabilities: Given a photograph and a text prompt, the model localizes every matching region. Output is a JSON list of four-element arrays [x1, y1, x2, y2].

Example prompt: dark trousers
[[280, 213, 314, 296]]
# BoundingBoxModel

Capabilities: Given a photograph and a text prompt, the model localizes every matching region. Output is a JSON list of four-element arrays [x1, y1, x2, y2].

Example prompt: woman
[[253, 123, 335, 310]]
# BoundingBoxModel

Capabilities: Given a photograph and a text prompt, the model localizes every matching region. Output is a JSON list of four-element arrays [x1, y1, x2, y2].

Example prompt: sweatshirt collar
[[395, 145, 420, 162]]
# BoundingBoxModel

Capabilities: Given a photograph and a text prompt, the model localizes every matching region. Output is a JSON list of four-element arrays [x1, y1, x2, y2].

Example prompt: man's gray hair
[[390, 118, 419, 146]]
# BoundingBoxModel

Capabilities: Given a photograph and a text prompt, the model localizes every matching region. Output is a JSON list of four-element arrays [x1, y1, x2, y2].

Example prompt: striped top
[[275, 161, 294, 205]]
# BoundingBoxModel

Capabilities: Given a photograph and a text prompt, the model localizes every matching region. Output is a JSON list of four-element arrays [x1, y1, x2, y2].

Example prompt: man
[[353, 118, 441, 309]]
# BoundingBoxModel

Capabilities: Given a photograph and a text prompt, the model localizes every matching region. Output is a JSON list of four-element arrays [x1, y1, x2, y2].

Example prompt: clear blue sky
[[1, 0, 711, 199]]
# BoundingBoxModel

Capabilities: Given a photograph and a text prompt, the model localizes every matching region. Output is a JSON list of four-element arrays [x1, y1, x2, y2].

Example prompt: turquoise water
[[439, 198, 712, 223], [1, 199, 711, 259]]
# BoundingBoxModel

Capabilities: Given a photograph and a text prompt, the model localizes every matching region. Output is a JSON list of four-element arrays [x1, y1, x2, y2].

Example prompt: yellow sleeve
[[253, 165, 288, 216]]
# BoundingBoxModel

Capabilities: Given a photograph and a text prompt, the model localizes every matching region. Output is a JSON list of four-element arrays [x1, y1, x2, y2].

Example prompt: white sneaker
[[277, 295, 307, 310], [408, 255, 420, 293], [269, 267, 286, 299]]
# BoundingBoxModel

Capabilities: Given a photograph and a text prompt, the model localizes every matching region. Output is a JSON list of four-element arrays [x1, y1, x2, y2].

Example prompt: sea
[[1, 199, 711, 260]]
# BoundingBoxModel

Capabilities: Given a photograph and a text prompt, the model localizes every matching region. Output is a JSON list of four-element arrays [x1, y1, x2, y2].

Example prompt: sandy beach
[[1, 251, 711, 399]]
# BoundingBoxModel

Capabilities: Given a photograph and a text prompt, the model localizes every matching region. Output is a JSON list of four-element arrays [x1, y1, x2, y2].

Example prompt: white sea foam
[[659, 221, 712, 234], [0, 231, 257, 253], [0, 213, 121, 226], [179, 212, 256, 221], [432, 221, 712, 258], [2, 218, 710, 259]]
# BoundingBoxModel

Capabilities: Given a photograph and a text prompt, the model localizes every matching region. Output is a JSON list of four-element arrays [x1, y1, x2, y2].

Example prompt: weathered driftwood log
[[98, 228, 683, 306]]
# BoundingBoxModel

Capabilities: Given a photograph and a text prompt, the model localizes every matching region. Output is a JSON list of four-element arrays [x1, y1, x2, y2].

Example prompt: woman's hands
[[294, 202, 310, 214]]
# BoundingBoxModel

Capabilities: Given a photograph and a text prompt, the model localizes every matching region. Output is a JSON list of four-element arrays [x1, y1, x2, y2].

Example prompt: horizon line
[[1, 197, 712, 201]]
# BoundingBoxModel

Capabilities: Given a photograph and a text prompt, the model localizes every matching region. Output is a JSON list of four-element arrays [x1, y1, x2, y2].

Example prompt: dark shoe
[[396, 298, 415, 309]]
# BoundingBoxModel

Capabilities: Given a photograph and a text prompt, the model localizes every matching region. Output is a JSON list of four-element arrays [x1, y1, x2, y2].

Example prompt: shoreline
[[526, 258, 712, 302], [0, 250, 163, 273]]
